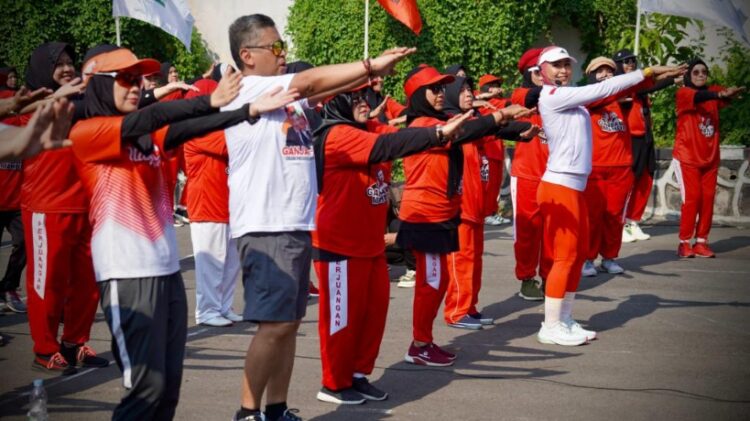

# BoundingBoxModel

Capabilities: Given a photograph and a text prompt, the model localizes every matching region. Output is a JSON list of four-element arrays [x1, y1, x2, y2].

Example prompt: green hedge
[[0, 0, 211, 82]]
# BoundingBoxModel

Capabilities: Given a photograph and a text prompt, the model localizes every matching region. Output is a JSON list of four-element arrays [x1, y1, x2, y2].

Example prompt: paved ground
[[1, 223, 749, 420]]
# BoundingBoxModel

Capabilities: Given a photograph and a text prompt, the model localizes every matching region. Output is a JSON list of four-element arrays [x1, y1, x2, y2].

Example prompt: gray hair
[[229, 14, 277, 70]]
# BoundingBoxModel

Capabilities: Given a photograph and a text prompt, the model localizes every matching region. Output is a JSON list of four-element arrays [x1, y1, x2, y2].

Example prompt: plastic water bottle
[[27, 379, 48, 421]]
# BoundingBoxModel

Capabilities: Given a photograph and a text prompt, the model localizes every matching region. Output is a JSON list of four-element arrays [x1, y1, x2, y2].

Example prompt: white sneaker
[[622, 223, 636, 243], [397, 269, 416, 288], [537, 321, 588, 346], [223, 311, 244, 323], [582, 261, 597, 277], [630, 222, 651, 241], [599, 259, 624, 274], [200, 315, 233, 327], [563, 318, 597, 341], [484, 215, 502, 226]]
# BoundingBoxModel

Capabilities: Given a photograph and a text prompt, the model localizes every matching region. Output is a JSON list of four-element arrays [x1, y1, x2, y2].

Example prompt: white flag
[[112, 0, 195, 51], [640, 0, 749, 46]]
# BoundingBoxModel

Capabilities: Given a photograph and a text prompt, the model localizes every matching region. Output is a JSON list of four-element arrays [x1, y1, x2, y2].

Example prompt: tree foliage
[[0, 0, 211, 82]]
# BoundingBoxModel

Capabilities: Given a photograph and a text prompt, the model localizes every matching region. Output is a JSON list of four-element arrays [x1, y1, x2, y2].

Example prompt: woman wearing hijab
[[535, 46, 683, 346], [581, 56, 654, 277], [398, 65, 527, 366], [673, 58, 744, 258], [12, 42, 108, 374], [612, 49, 677, 243], [0, 66, 18, 96], [67, 47, 295, 420], [441, 75, 536, 330], [312, 83, 470, 405], [508, 47, 550, 301]]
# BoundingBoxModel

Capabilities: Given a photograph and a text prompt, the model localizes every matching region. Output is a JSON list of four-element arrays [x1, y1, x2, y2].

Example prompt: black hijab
[[685, 58, 708, 90], [83, 75, 120, 118], [521, 69, 536, 88], [0, 66, 15, 91], [159, 61, 174, 85], [444, 64, 465, 76], [25, 42, 76, 91], [405, 87, 450, 125], [443, 76, 474, 115], [313, 90, 367, 192]]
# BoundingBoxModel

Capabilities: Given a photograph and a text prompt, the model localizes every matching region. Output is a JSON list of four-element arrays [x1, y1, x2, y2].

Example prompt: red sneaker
[[33, 352, 77, 375], [677, 242, 695, 258], [692, 242, 716, 258], [308, 282, 320, 297], [404, 343, 454, 366], [77, 344, 109, 367], [430, 343, 457, 361]]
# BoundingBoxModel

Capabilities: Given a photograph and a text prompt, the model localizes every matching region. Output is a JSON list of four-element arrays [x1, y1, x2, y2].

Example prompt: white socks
[[544, 297, 563, 326], [561, 292, 576, 322]]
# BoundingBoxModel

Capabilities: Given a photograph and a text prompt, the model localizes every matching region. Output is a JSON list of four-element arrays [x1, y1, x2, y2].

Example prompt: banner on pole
[[112, 0, 195, 51], [640, 0, 749, 46], [377, 0, 422, 35]]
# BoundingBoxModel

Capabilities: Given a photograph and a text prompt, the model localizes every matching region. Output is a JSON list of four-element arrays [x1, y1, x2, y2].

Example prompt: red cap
[[184, 79, 218, 99], [88, 48, 160, 75], [403, 65, 454, 100], [518, 48, 543, 74], [478, 74, 502, 88]]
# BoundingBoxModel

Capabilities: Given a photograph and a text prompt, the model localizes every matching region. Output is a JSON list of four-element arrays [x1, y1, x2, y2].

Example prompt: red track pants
[[412, 251, 449, 343], [625, 170, 653, 222], [444, 221, 483, 324], [510, 176, 552, 281], [314, 255, 390, 390], [584, 166, 634, 260], [23, 211, 98, 355], [537, 181, 589, 299], [674, 160, 718, 241]]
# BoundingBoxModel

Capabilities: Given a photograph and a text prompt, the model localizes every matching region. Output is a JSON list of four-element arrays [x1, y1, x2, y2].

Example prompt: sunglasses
[[95, 71, 142, 87], [623, 58, 637, 65], [244, 39, 287, 57], [426, 84, 445, 94], [692, 69, 708, 76], [351, 91, 368, 105]]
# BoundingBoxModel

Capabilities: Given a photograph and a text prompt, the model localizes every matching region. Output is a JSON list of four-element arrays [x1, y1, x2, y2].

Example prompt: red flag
[[377, 0, 422, 35]]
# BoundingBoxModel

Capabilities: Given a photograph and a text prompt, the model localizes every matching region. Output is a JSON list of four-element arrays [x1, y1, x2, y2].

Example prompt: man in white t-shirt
[[224, 14, 414, 421]]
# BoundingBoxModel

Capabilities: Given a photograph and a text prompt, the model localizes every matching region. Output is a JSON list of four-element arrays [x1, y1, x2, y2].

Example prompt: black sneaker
[[518, 279, 545, 301], [352, 377, 388, 401], [278, 409, 302, 421], [316, 386, 365, 405], [233, 410, 264, 421]]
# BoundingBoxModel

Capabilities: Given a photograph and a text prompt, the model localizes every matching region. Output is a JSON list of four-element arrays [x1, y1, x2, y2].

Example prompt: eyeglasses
[[95, 71, 142, 87], [623, 58, 637, 65], [692, 69, 708, 76], [244, 39, 287, 57], [427, 84, 445, 94], [351, 91, 368, 105]]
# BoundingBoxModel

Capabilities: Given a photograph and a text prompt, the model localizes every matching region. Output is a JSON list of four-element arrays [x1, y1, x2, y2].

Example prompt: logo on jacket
[[480, 156, 489, 182], [366, 169, 389, 206], [128, 145, 161, 168], [597, 111, 625, 133], [699, 116, 715, 137]]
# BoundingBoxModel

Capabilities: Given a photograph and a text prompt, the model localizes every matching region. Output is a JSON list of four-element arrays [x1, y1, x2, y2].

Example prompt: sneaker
[[76, 344, 109, 367], [563, 318, 597, 341], [484, 215, 502, 226], [200, 315, 233, 327], [278, 409, 302, 421], [431, 343, 457, 361], [677, 242, 695, 258], [316, 387, 365, 405], [397, 269, 416, 288], [518, 279, 544, 301], [308, 282, 319, 297], [233, 410, 265, 421], [599, 259, 624, 274], [537, 321, 588, 346], [692, 242, 715, 258], [352, 377, 388, 401], [33, 352, 78, 375], [173, 217, 184, 227], [447, 314, 483, 330], [404, 343, 454, 366], [622, 223, 636, 243], [630, 221, 650, 240], [582, 261, 597, 277], [469, 312, 494, 325], [5, 290, 27, 313], [223, 311, 244, 322]]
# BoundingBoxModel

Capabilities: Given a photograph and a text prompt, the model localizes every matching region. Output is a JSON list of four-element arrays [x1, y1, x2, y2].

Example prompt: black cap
[[612, 49, 636, 62]]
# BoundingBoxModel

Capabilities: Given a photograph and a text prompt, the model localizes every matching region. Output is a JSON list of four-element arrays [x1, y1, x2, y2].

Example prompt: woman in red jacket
[[674, 58, 744, 258], [311, 83, 469, 405]]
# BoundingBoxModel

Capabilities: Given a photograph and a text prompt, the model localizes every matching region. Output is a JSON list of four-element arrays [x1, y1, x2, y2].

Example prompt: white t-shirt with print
[[222, 73, 316, 237]]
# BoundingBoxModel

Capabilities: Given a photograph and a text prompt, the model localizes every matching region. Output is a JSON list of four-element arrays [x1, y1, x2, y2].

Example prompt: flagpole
[[634, 0, 642, 55], [364, 0, 370, 59], [116, 16, 122, 47]]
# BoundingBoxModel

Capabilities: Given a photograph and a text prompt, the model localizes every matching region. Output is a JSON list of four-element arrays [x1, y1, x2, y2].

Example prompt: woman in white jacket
[[535, 46, 684, 346]]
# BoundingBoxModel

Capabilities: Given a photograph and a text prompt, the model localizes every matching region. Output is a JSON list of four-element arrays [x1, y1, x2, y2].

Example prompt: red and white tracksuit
[[509, 88, 551, 281], [673, 85, 727, 242]]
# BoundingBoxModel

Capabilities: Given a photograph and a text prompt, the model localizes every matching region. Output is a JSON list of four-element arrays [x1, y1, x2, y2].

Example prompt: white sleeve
[[541, 71, 645, 112], [221, 74, 296, 111]]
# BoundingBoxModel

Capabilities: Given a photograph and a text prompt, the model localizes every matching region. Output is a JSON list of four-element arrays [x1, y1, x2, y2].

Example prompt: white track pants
[[190, 222, 240, 323]]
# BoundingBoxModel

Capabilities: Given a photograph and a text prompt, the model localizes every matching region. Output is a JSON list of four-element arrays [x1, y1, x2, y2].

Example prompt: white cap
[[538, 46, 578, 65]]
